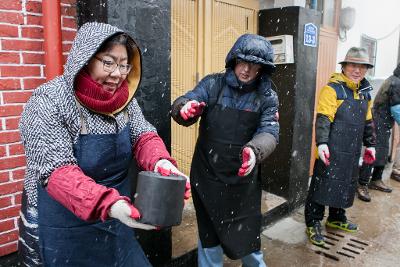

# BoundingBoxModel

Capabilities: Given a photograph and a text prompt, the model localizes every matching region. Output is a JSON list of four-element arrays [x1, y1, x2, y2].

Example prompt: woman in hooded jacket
[[18, 22, 189, 267], [171, 34, 279, 267]]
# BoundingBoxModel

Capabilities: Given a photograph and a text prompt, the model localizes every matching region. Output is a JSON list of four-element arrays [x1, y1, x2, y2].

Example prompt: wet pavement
[[173, 166, 400, 266]]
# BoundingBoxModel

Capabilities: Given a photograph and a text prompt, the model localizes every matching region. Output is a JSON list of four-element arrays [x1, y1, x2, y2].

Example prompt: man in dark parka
[[357, 63, 400, 202], [171, 34, 279, 267]]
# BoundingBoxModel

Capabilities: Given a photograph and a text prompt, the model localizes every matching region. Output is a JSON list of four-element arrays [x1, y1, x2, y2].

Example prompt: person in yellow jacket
[[304, 47, 376, 246]]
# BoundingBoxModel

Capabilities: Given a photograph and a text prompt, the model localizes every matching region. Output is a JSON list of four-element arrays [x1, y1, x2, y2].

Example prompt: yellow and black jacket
[[315, 73, 376, 156]]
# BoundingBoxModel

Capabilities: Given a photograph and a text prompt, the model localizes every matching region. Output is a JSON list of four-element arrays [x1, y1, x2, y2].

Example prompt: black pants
[[304, 196, 347, 227], [358, 163, 384, 185]]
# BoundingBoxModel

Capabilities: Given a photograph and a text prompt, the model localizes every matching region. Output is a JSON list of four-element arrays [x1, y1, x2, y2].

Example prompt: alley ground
[[2, 168, 399, 266], [172, 164, 400, 267], [226, 167, 400, 267]]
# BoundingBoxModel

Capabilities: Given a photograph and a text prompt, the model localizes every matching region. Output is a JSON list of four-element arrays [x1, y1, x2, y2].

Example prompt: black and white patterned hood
[[63, 22, 142, 93]]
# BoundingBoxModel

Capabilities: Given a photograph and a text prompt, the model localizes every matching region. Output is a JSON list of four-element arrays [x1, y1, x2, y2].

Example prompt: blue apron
[[310, 82, 368, 208], [37, 107, 151, 267]]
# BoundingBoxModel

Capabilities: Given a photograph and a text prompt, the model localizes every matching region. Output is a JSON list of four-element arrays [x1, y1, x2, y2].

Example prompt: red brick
[[9, 143, 24, 156], [62, 42, 72, 53], [23, 78, 45, 89], [0, 205, 20, 220], [0, 146, 6, 157], [0, 196, 12, 209], [0, 172, 9, 183], [62, 16, 77, 29], [0, 156, 25, 170], [0, 181, 23, 195], [0, 65, 41, 77], [12, 169, 25, 180], [61, 6, 76, 17], [62, 29, 76, 42], [3, 91, 32, 104], [0, 220, 15, 233], [21, 26, 44, 39], [0, 230, 19, 245], [2, 39, 43, 52], [14, 192, 22, 204], [0, 0, 22, 11], [0, 24, 19, 38], [26, 1, 42, 14], [0, 131, 21, 143], [62, 54, 68, 65], [0, 242, 18, 257], [61, 0, 77, 5], [26, 14, 42, 25], [0, 79, 21, 90], [5, 117, 20, 130], [22, 52, 44, 64], [0, 52, 20, 64], [0, 12, 24, 24], [0, 106, 23, 117]]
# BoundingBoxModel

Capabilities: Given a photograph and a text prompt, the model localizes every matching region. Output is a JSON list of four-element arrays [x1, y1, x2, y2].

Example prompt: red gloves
[[238, 147, 256, 176], [154, 159, 191, 200], [363, 147, 376, 165], [180, 100, 206, 120], [317, 144, 330, 166]]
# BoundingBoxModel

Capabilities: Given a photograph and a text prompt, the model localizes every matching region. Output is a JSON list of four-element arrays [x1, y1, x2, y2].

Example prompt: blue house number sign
[[304, 23, 317, 47]]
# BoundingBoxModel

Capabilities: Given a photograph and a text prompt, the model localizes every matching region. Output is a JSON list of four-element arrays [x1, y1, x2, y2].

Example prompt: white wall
[[259, 0, 275, 9], [337, 0, 400, 78]]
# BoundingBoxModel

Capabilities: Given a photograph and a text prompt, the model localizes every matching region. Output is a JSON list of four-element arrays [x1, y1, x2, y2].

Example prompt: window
[[306, 0, 339, 30], [361, 34, 377, 76]]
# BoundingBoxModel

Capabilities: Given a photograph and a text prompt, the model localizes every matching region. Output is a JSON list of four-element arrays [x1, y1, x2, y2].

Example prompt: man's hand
[[363, 147, 376, 165], [154, 159, 191, 200], [318, 144, 330, 166], [180, 100, 206, 120], [238, 147, 256, 176], [108, 200, 156, 230]]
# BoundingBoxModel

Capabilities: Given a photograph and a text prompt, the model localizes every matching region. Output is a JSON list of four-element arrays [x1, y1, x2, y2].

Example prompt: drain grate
[[311, 230, 370, 262]]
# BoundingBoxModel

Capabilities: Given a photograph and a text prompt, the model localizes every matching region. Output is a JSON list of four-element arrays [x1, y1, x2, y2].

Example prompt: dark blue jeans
[[304, 199, 346, 227], [359, 163, 384, 185]]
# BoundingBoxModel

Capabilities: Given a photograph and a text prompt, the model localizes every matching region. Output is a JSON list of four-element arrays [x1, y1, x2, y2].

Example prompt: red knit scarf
[[74, 71, 129, 113]]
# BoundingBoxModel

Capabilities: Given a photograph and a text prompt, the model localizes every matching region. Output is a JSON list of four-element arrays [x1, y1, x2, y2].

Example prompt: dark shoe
[[306, 222, 325, 246], [391, 173, 400, 182], [357, 185, 371, 202], [368, 180, 392, 193], [326, 220, 358, 233]]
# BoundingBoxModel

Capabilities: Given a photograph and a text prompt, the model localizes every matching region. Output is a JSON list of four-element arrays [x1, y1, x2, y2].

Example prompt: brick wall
[[0, 0, 77, 257]]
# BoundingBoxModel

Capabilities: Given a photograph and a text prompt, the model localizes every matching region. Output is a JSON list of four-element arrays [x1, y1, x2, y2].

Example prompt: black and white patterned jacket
[[18, 22, 156, 266]]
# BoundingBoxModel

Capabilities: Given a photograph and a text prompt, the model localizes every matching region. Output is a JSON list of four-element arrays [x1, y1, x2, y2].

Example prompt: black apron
[[190, 82, 262, 260], [310, 83, 368, 208], [37, 107, 151, 267]]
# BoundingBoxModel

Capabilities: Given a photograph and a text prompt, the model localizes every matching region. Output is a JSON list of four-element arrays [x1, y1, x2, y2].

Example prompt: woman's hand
[[108, 200, 156, 230]]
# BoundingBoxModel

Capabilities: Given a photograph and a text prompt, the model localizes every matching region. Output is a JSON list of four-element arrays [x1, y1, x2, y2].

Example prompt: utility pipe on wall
[[42, 0, 63, 81], [310, 0, 317, 10]]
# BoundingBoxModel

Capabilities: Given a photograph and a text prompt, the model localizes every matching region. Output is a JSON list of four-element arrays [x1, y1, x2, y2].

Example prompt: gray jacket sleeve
[[245, 132, 277, 163]]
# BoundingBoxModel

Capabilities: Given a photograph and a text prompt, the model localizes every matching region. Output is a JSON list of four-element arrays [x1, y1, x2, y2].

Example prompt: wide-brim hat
[[339, 47, 374, 68]]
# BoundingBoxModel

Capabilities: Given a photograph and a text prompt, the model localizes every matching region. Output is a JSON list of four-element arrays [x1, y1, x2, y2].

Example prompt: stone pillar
[[77, 1, 172, 265], [258, 7, 321, 212]]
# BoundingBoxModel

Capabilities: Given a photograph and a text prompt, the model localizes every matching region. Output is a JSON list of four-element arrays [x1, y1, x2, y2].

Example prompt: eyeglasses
[[236, 59, 261, 71], [94, 56, 132, 75]]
